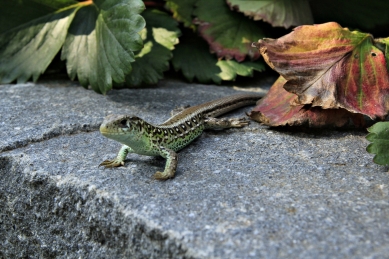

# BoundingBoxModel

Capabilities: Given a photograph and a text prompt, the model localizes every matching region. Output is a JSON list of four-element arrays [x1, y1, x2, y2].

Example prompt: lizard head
[[100, 114, 147, 144]]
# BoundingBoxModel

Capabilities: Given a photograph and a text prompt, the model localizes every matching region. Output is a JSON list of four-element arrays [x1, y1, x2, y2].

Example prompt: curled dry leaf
[[253, 22, 389, 120], [249, 76, 365, 127]]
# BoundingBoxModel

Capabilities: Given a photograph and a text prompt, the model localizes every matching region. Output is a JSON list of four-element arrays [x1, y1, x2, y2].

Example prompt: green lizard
[[99, 93, 263, 180]]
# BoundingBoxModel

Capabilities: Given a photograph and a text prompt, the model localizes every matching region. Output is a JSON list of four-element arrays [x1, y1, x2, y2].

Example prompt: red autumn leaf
[[253, 22, 389, 120], [249, 76, 365, 127]]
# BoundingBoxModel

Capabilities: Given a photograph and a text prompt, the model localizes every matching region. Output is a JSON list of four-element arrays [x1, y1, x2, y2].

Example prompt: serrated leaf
[[366, 122, 389, 166], [61, 0, 145, 93], [0, 0, 145, 93], [172, 30, 264, 83], [165, 0, 197, 28], [0, 3, 80, 83], [121, 9, 180, 87], [249, 76, 365, 127], [194, 0, 265, 61], [227, 0, 313, 28], [253, 22, 389, 119]]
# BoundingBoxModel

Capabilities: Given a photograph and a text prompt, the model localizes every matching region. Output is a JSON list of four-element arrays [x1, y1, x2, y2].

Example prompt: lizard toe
[[99, 159, 124, 168], [231, 118, 250, 127], [153, 171, 172, 181]]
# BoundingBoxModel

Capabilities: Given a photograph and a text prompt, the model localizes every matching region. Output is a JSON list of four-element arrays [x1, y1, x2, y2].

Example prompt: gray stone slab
[[0, 80, 267, 152], [1, 80, 389, 259]]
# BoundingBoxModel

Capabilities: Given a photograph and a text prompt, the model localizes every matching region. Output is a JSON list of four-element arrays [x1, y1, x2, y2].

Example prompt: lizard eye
[[120, 119, 127, 127]]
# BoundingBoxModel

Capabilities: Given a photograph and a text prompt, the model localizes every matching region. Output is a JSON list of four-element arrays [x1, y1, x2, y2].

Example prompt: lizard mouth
[[99, 130, 110, 135], [100, 129, 125, 135], [99, 125, 123, 136]]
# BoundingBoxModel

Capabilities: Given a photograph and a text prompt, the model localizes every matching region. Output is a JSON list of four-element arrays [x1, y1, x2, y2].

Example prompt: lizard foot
[[153, 171, 174, 181], [229, 118, 250, 128], [204, 117, 250, 129], [99, 159, 125, 168]]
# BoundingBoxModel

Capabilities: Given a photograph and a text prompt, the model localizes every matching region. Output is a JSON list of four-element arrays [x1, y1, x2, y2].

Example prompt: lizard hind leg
[[153, 146, 178, 180], [204, 117, 249, 130]]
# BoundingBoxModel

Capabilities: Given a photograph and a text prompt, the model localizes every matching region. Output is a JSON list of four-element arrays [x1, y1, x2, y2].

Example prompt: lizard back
[[159, 93, 263, 127]]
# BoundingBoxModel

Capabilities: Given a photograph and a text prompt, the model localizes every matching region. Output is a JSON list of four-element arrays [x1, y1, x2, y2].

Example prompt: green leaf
[[217, 60, 265, 81], [0, 3, 80, 83], [366, 122, 389, 166], [0, 0, 78, 34], [121, 9, 180, 87], [375, 38, 389, 72], [0, 0, 145, 93], [61, 0, 145, 93], [226, 0, 313, 28], [165, 0, 197, 28], [172, 31, 221, 84], [194, 0, 265, 61], [172, 30, 265, 83]]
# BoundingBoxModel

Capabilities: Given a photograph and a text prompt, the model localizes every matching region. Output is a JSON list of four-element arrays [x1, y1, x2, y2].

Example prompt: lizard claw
[[99, 159, 124, 168]]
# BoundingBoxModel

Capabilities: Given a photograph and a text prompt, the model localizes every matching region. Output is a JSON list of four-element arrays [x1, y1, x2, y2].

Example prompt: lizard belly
[[133, 147, 161, 156], [123, 140, 160, 156]]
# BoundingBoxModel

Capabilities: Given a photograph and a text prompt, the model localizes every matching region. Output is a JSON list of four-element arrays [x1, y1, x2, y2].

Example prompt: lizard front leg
[[99, 145, 133, 168], [153, 146, 178, 180], [204, 117, 249, 130]]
